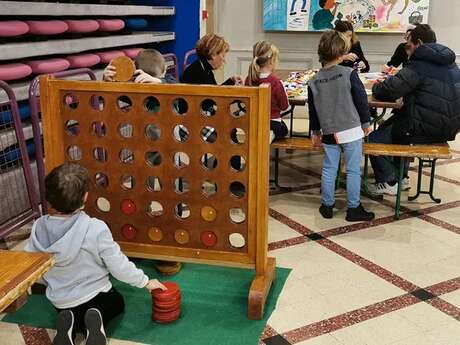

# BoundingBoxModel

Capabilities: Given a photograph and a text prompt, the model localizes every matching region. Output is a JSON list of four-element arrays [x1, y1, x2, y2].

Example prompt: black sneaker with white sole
[[53, 310, 74, 345], [84, 308, 107, 345]]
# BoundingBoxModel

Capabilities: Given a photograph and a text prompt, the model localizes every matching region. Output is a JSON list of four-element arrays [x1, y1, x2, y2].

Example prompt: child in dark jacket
[[25, 163, 166, 345], [308, 30, 375, 222]]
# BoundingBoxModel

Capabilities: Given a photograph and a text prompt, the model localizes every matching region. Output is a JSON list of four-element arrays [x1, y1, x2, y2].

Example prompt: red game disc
[[121, 199, 136, 215], [151, 282, 180, 298], [200, 231, 217, 247], [154, 298, 181, 311], [153, 290, 180, 302], [153, 303, 180, 313], [153, 308, 181, 322], [154, 317, 180, 324], [121, 224, 136, 240]]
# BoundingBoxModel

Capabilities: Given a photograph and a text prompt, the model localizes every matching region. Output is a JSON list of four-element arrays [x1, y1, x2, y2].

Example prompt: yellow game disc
[[174, 229, 190, 244], [148, 227, 163, 242], [201, 206, 217, 222]]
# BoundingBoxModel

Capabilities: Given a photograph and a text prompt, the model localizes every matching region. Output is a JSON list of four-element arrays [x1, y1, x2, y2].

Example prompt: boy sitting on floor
[[25, 163, 166, 345]]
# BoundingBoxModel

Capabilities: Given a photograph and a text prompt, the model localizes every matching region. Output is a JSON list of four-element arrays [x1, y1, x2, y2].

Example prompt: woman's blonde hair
[[247, 41, 280, 86], [196, 33, 230, 60]]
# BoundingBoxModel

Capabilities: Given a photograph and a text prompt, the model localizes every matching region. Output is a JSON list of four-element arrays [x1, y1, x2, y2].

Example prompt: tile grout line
[[268, 199, 460, 252], [268, 208, 460, 338], [280, 276, 460, 344]]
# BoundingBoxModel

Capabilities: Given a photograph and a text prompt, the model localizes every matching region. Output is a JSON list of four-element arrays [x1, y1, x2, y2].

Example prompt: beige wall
[[215, 0, 460, 77]]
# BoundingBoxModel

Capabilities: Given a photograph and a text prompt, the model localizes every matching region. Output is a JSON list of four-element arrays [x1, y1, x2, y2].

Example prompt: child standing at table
[[308, 30, 375, 222], [245, 41, 290, 143]]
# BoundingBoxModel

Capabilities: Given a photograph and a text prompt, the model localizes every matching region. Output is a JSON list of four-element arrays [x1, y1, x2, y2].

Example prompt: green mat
[[4, 260, 290, 345]]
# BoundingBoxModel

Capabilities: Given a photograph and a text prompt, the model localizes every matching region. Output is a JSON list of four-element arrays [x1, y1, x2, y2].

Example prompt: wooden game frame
[[40, 76, 275, 319]]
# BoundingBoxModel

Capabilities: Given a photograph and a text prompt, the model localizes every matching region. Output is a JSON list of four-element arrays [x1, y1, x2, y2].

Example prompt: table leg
[[289, 105, 296, 137], [408, 158, 441, 203], [394, 158, 405, 219], [361, 154, 384, 201]]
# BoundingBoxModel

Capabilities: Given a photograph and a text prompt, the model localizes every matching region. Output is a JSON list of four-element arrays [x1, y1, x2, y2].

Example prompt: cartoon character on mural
[[312, 0, 340, 30], [334, 0, 376, 29], [381, 0, 409, 21], [290, 0, 308, 15]]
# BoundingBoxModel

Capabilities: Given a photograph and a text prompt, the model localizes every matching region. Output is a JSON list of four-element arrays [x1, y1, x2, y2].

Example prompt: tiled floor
[[1, 132, 460, 344]]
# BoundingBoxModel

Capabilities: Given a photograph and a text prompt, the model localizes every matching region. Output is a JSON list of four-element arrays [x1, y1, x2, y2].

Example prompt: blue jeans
[[322, 139, 362, 209], [290, 0, 307, 12], [368, 122, 409, 183]]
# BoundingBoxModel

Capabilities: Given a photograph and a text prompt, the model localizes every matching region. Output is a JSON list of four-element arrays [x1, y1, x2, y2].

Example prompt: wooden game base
[[154, 261, 182, 276], [247, 257, 276, 320]]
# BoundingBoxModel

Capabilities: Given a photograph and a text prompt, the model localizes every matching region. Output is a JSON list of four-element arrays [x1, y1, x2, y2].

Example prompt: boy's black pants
[[55, 287, 125, 337]]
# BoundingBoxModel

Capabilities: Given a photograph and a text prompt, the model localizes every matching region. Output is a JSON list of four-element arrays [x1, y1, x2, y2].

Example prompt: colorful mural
[[263, 0, 430, 33]]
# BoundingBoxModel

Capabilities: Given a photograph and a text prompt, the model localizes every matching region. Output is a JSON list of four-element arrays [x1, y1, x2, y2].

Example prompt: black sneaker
[[85, 308, 107, 345], [346, 204, 375, 222], [290, 11, 296, 15], [319, 204, 334, 219], [53, 310, 74, 345]]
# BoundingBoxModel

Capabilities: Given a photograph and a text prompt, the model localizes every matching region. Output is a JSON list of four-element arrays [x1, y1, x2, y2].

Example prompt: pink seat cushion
[[26, 20, 68, 35], [97, 19, 125, 32], [66, 54, 101, 68], [0, 63, 32, 81], [96, 50, 125, 64], [27, 58, 70, 74], [122, 48, 144, 59], [64, 20, 100, 33], [0, 21, 29, 37]]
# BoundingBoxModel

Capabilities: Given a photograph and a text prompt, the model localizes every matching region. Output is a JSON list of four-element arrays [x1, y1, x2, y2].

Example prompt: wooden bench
[[0, 250, 54, 313], [271, 138, 452, 219]]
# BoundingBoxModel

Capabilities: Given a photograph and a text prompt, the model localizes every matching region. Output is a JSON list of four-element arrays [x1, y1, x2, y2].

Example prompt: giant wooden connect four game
[[40, 76, 275, 319]]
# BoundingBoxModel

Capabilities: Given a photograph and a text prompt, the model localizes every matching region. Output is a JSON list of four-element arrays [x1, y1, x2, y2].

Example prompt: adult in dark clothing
[[385, 28, 413, 69], [181, 33, 242, 85], [369, 24, 460, 195], [334, 20, 370, 73], [181, 33, 242, 170]]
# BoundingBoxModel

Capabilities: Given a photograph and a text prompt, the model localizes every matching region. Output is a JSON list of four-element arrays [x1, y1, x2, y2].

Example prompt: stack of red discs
[[151, 282, 181, 324]]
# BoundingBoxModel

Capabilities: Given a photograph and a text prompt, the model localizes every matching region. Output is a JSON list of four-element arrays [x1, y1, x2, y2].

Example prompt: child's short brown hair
[[318, 30, 350, 65], [135, 49, 166, 78], [45, 163, 90, 214]]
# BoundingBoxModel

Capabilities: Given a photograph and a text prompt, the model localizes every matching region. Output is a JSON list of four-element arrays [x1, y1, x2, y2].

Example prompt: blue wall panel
[[134, 0, 200, 76]]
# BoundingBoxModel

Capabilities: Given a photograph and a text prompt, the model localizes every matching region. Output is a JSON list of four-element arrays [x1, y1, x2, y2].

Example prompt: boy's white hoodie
[[25, 211, 148, 309]]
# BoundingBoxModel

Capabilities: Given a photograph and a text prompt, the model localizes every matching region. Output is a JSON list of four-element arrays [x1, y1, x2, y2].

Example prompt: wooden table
[[0, 250, 54, 312], [277, 69, 403, 137]]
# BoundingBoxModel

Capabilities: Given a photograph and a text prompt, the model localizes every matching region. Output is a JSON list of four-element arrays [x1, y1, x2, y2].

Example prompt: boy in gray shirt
[[25, 163, 166, 345], [308, 30, 375, 222]]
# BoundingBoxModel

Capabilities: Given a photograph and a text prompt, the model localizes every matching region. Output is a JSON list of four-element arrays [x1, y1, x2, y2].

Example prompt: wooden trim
[[44, 79, 260, 97], [271, 138, 452, 160], [206, 0, 215, 34]]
